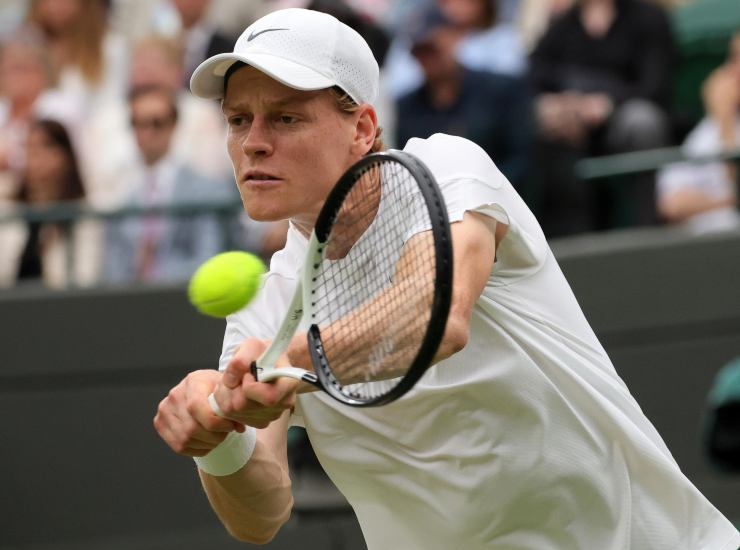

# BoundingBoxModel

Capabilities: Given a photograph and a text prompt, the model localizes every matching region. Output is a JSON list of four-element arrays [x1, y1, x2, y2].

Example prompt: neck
[[144, 152, 168, 167]]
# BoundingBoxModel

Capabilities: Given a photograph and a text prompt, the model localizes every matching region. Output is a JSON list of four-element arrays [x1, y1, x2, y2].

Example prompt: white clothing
[[0, 204, 103, 288], [221, 134, 740, 549], [657, 116, 740, 234]]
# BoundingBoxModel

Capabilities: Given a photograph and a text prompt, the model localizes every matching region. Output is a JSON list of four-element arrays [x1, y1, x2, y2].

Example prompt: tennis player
[[153, 8, 740, 549]]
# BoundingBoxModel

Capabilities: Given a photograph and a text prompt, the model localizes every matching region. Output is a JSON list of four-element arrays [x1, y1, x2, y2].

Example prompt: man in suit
[[104, 85, 238, 283]]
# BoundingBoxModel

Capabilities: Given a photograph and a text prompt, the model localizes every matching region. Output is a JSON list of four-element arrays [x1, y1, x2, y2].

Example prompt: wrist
[[194, 427, 257, 476]]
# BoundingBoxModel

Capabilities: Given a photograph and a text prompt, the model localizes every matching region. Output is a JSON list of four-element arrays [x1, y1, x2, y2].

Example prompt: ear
[[351, 104, 379, 156]]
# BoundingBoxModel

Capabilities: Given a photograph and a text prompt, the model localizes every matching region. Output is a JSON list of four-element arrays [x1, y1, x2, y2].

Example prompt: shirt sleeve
[[403, 134, 549, 280]]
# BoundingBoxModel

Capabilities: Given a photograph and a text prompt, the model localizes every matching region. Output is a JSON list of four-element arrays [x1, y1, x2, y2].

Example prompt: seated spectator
[[657, 30, 740, 234], [81, 34, 231, 208], [103, 85, 239, 285], [0, 27, 47, 201], [25, 0, 128, 118], [396, 6, 533, 188], [383, 0, 527, 101], [519, 0, 574, 51], [168, 0, 235, 87], [0, 119, 102, 288], [528, 0, 675, 237], [0, 26, 68, 201]]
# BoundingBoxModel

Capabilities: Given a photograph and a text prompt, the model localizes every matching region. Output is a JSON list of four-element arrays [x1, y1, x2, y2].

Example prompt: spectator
[[81, 34, 231, 208], [438, 0, 527, 76], [383, 0, 527, 101], [0, 119, 101, 288], [0, 26, 53, 201], [656, 30, 740, 234], [104, 85, 238, 285], [26, 0, 128, 117], [519, 0, 574, 51], [528, 0, 675, 237], [396, 6, 533, 188], [169, 0, 235, 86]]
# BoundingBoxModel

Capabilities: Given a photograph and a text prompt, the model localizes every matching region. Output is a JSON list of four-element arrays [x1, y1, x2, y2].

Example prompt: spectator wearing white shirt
[[657, 30, 740, 234]]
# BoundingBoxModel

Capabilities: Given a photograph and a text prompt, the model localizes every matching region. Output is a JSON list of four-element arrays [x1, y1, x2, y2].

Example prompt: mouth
[[243, 170, 283, 187]]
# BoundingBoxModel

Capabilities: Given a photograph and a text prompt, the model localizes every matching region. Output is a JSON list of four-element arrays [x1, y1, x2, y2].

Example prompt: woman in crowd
[[0, 119, 101, 288]]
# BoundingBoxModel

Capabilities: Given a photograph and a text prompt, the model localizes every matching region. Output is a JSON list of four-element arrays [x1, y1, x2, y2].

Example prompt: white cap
[[190, 8, 379, 105]]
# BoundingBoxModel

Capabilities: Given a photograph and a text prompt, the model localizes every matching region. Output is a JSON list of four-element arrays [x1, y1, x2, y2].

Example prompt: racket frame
[[250, 151, 453, 406]]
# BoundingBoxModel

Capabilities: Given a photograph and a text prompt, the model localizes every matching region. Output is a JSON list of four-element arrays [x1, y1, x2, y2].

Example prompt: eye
[[228, 115, 247, 127], [279, 114, 298, 125]]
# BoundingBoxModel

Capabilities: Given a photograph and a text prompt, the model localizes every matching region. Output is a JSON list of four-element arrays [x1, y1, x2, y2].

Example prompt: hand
[[702, 65, 740, 135], [579, 93, 614, 127], [536, 93, 588, 147], [153, 369, 245, 457], [212, 338, 300, 429]]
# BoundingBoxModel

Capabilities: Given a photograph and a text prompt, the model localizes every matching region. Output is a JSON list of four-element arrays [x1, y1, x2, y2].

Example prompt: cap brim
[[190, 52, 337, 100]]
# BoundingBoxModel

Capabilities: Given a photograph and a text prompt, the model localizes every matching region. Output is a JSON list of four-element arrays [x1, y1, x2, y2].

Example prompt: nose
[[241, 117, 274, 158]]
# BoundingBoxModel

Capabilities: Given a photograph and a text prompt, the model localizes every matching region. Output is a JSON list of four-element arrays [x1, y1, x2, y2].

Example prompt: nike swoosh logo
[[247, 28, 289, 41]]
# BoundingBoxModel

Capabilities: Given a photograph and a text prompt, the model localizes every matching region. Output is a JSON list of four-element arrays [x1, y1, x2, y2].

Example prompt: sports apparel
[[220, 134, 740, 549], [190, 8, 379, 105]]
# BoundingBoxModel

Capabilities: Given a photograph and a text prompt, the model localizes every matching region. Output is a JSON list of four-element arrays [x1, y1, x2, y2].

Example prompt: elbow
[[440, 313, 469, 359], [225, 504, 293, 545], [227, 527, 280, 545]]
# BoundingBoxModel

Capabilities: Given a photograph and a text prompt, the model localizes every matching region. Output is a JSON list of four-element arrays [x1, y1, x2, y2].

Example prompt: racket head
[[306, 151, 453, 406]]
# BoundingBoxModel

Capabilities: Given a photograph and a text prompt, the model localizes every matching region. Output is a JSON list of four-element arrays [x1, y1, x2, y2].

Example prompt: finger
[[242, 375, 299, 408], [155, 412, 224, 455], [224, 339, 267, 388]]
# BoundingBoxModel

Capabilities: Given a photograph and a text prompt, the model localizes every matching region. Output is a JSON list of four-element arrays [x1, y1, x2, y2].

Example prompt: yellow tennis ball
[[188, 251, 266, 318]]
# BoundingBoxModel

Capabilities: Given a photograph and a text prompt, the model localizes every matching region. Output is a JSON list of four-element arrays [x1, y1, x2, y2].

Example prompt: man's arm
[[286, 209, 501, 381], [154, 342, 299, 544], [192, 210, 501, 541], [199, 412, 293, 544], [436, 210, 501, 361]]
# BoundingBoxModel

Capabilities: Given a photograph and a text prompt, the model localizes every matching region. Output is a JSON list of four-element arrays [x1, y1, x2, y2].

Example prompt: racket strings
[[311, 159, 438, 400]]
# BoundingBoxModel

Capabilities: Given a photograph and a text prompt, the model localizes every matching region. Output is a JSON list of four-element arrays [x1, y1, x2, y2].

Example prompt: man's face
[[130, 92, 177, 165], [411, 28, 460, 82], [222, 66, 362, 229], [0, 45, 48, 103], [129, 47, 181, 90]]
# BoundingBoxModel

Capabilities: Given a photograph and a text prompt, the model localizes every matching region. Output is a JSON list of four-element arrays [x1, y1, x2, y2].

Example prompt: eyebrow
[[222, 91, 321, 114]]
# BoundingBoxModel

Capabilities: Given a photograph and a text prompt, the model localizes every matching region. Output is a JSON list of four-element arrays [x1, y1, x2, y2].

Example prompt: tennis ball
[[188, 251, 266, 318]]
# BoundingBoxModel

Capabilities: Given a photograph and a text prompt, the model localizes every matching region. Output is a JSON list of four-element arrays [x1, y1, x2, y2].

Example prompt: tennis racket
[[211, 150, 453, 408]]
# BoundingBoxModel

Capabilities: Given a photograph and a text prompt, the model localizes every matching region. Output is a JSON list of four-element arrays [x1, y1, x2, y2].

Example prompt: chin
[[243, 202, 288, 223]]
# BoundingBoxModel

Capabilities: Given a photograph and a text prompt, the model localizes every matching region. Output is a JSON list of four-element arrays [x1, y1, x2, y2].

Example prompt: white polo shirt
[[221, 134, 740, 550]]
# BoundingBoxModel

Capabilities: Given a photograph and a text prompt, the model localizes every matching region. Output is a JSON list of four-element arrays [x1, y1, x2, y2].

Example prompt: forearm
[[198, 423, 293, 543], [660, 191, 737, 222]]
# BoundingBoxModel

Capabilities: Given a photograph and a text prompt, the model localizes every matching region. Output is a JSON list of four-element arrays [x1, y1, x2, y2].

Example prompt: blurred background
[[1, 0, 739, 549]]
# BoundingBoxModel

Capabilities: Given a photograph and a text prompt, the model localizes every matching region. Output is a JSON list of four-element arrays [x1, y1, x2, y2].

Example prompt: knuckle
[[172, 440, 189, 455]]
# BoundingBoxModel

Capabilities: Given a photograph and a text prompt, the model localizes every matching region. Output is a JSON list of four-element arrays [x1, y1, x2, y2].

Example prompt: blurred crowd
[[0, 0, 738, 290]]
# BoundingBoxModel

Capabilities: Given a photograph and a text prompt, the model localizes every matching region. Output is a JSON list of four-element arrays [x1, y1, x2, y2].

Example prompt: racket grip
[[253, 364, 319, 385]]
